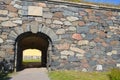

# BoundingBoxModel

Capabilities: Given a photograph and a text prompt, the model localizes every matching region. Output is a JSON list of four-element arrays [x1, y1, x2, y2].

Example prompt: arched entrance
[[15, 32, 52, 71]]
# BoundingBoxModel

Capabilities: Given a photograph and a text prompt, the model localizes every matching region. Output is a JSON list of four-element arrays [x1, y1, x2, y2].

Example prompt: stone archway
[[15, 32, 52, 71], [7, 23, 57, 71]]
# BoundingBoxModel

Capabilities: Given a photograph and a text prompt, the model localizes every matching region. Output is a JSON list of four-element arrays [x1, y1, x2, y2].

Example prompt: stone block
[[77, 26, 89, 33], [1, 21, 17, 27], [70, 47, 86, 54], [56, 29, 65, 34], [67, 16, 79, 22], [72, 33, 82, 40], [64, 21, 72, 26], [28, 6, 43, 16], [0, 38, 4, 43], [0, 17, 9, 21], [78, 40, 89, 46], [43, 12, 53, 18], [6, 5, 17, 12], [53, 12, 63, 18], [53, 20, 63, 25], [30, 21, 39, 33], [60, 50, 74, 56], [96, 65, 103, 71], [116, 64, 120, 67], [56, 43, 70, 50], [68, 56, 79, 62], [0, 51, 5, 58], [0, 10, 8, 15]]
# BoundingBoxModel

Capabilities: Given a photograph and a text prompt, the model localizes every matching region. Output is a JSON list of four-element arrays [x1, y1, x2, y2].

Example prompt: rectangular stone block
[[28, 6, 43, 16]]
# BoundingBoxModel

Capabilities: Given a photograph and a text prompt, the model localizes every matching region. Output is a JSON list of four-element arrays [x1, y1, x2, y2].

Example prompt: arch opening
[[15, 32, 52, 71], [22, 49, 42, 68]]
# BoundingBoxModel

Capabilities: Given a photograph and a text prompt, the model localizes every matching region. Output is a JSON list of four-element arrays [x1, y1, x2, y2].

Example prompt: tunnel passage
[[15, 32, 51, 71]]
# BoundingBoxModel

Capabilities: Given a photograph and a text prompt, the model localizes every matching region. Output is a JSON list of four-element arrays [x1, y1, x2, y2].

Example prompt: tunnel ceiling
[[18, 33, 49, 50]]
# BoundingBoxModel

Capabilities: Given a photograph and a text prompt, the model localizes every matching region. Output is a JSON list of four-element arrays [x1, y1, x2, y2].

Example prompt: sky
[[84, 0, 120, 5]]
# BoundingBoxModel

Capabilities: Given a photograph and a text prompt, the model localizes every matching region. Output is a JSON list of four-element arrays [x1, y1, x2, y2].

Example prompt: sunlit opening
[[23, 49, 42, 62]]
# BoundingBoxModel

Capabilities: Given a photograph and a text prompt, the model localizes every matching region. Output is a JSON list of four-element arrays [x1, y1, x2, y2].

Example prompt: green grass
[[49, 70, 109, 80], [23, 59, 41, 62], [109, 68, 120, 80]]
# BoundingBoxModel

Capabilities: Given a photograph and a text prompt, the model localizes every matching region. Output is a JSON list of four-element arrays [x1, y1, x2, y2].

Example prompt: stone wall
[[0, 0, 120, 71]]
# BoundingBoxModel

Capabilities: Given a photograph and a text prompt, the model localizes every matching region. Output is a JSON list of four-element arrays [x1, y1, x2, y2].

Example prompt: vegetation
[[0, 72, 12, 80], [49, 70, 109, 80], [23, 59, 41, 62], [109, 68, 120, 80]]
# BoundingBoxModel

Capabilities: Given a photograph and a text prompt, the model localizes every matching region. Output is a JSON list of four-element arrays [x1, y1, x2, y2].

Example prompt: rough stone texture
[[53, 20, 63, 25], [0, 38, 4, 43], [6, 5, 17, 12], [0, 10, 8, 15], [56, 43, 70, 50], [28, 6, 43, 16], [67, 16, 79, 21], [56, 29, 65, 34], [70, 47, 86, 54], [0, 0, 120, 72], [72, 33, 82, 40], [1, 21, 17, 27]]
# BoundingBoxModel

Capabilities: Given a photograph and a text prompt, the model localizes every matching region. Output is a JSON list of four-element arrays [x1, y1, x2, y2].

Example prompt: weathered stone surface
[[0, 10, 8, 15], [60, 50, 74, 56], [64, 21, 72, 26], [78, 21, 85, 26], [0, 38, 4, 43], [56, 29, 65, 34], [68, 27, 76, 31], [89, 41, 96, 47], [38, 2, 46, 7], [30, 21, 39, 33], [68, 56, 79, 62], [61, 55, 67, 59], [107, 52, 112, 56], [46, 19, 52, 24], [116, 64, 120, 67], [6, 5, 17, 12], [8, 12, 18, 17], [77, 26, 89, 33], [70, 47, 86, 54], [9, 31, 18, 39], [13, 19, 22, 24], [97, 31, 106, 38], [96, 65, 103, 71], [110, 41, 119, 46], [53, 20, 63, 25], [72, 33, 82, 40], [111, 50, 117, 54], [56, 43, 70, 50], [53, 12, 63, 18], [78, 40, 89, 46], [0, 51, 5, 58], [14, 27, 24, 35], [1, 21, 17, 27], [14, 4, 22, 9], [28, 6, 43, 16], [0, 17, 9, 21], [43, 12, 53, 18], [3, 0, 12, 4], [67, 16, 79, 21]]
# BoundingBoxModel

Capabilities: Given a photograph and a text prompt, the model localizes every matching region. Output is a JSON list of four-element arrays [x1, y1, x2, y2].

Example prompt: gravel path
[[10, 68, 50, 80]]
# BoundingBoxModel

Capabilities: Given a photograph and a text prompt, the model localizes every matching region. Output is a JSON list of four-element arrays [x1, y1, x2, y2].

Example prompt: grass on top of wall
[[49, 70, 109, 80]]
